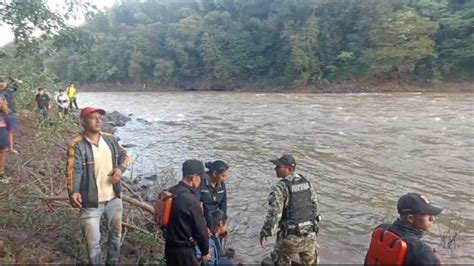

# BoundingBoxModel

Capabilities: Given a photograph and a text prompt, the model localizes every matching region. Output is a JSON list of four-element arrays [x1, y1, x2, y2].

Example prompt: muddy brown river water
[[81, 91, 474, 264]]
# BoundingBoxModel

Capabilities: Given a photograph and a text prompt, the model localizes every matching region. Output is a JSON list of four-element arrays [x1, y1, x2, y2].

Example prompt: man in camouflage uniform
[[260, 154, 320, 265]]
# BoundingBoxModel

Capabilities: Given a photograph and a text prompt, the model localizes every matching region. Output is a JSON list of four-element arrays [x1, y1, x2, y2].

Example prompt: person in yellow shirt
[[66, 82, 79, 110]]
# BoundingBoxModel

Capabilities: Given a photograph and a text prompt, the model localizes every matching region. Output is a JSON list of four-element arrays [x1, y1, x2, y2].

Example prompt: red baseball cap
[[80, 107, 106, 118]]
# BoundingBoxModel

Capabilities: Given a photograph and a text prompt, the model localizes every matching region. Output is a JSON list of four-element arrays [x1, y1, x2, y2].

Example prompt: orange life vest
[[366, 227, 408, 265], [154, 190, 174, 227]]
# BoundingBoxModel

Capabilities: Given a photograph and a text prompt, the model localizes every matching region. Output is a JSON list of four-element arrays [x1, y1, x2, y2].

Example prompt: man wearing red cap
[[66, 107, 130, 265]]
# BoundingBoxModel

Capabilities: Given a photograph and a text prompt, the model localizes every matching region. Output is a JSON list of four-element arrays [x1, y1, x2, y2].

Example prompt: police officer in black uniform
[[165, 160, 210, 266], [199, 160, 229, 221]]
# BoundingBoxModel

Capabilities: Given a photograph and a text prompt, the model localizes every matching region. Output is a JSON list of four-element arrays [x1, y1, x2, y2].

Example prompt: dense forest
[[1, 0, 473, 89]]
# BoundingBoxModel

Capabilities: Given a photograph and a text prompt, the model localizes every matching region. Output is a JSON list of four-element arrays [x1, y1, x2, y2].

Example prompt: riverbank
[[0, 112, 164, 264], [79, 80, 474, 93]]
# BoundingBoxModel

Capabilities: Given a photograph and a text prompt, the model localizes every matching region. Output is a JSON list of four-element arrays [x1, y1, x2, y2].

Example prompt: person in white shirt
[[56, 89, 70, 117]]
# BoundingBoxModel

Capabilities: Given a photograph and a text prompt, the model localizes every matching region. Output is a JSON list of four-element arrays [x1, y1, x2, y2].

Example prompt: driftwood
[[39, 195, 155, 218], [122, 222, 153, 235], [121, 181, 144, 201], [38, 195, 155, 216], [122, 195, 154, 214]]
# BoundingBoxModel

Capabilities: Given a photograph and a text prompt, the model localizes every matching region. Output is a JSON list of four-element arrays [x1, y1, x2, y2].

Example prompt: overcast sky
[[0, 0, 116, 46]]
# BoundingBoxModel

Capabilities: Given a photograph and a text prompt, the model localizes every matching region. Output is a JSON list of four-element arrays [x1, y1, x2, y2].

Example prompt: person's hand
[[110, 168, 123, 184], [207, 227, 212, 237], [70, 193, 82, 208], [201, 253, 211, 262], [7, 148, 18, 154], [260, 235, 268, 248], [433, 249, 442, 265]]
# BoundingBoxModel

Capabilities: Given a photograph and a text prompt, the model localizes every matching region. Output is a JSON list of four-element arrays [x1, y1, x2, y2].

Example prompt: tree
[[366, 8, 439, 79], [0, 0, 92, 54], [435, 0, 474, 80]]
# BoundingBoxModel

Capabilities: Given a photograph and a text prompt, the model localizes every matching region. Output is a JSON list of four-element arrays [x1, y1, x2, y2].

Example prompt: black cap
[[397, 193, 443, 215], [182, 159, 205, 177], [270, 154, 296, 167]]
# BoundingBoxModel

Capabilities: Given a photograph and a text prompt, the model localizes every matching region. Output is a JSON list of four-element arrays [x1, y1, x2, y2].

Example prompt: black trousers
[[69, 98, 78, 109], [165, 246, 198, 266]]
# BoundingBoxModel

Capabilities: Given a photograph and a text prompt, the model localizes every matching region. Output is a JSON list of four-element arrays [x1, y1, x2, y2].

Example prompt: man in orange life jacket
[[365, 193, 443, 265]]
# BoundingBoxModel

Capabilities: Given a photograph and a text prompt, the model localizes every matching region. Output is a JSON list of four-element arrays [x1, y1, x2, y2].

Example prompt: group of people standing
[[65, 107, 445, 266], [35, 82, 79, 119]]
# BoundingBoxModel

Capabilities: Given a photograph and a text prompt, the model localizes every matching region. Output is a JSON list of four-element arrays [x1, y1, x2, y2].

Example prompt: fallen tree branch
[[122, 195, 154, 215], [121, 181, 143, 201], [38, 195, 155, 217], [122, 222, 153, 235], [40, 197, 69, 201]]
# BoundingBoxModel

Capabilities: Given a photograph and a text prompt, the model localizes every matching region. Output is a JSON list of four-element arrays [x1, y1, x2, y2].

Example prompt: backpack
[[366, 227, 408, 265], [154, 190, 174, 227]]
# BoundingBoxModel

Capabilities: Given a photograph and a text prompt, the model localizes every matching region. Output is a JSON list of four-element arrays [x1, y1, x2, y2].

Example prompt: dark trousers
[[69, 98, 78, 109], [37, 108, 48, 119], [165, 246, 198, 266]]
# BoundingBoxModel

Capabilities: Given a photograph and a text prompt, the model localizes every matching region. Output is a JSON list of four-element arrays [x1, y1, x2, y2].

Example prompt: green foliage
[[366, 8, 439, 79], [128, 231, 165, 264], [1, 0, 473, 86], [0, 0, 93, 55], [38, 115, 77, 134]]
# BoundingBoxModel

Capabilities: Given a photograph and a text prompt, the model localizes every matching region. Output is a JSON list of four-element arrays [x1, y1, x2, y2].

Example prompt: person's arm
[[46, 94, 51, 109], [219, 182, 227, 214], [115, 138, 130, 173], [260, 182, 287, 239], [191, 199, 210, 256], [308, 180, 319, 215], [34, 95, 40, 109], [66, 139, 84, 207], [415, 244, 439, 265], [109, 137, 130, 183]]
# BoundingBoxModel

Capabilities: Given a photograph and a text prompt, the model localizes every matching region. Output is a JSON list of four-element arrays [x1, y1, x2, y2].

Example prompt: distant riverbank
[[79, 80, 474, 93]]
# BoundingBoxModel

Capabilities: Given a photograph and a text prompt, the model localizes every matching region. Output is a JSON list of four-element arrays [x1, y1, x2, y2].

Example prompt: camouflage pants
[[273, 233, 319, 265]]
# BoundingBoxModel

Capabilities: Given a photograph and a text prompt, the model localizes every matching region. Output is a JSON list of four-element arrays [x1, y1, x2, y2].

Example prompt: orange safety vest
[[366, 227, 408, 265]]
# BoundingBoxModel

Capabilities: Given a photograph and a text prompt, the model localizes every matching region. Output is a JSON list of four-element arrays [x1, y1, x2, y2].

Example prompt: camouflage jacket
[[260, 173, 319, 238]]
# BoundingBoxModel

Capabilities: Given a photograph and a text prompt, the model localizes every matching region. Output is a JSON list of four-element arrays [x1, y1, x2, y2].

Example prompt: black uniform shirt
[[165, 182, 209, 256], [35, 93, 50, 109], [199, 177, 227, 220]]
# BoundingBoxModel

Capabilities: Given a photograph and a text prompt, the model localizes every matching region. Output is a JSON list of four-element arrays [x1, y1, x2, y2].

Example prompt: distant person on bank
[[56, 89, 70, 117], [35, 88, 51, 119], [0, 78, 19, 154], [0, 97, 11, 179], [66, 107, 130, 265], [66, 82, 79, 110]]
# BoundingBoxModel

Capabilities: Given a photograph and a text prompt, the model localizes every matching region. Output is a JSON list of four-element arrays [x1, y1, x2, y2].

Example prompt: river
[[80, 91, 474, 264]]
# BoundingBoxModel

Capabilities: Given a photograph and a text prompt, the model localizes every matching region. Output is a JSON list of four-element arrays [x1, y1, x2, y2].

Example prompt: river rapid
[[80, 91, 474, 264]]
